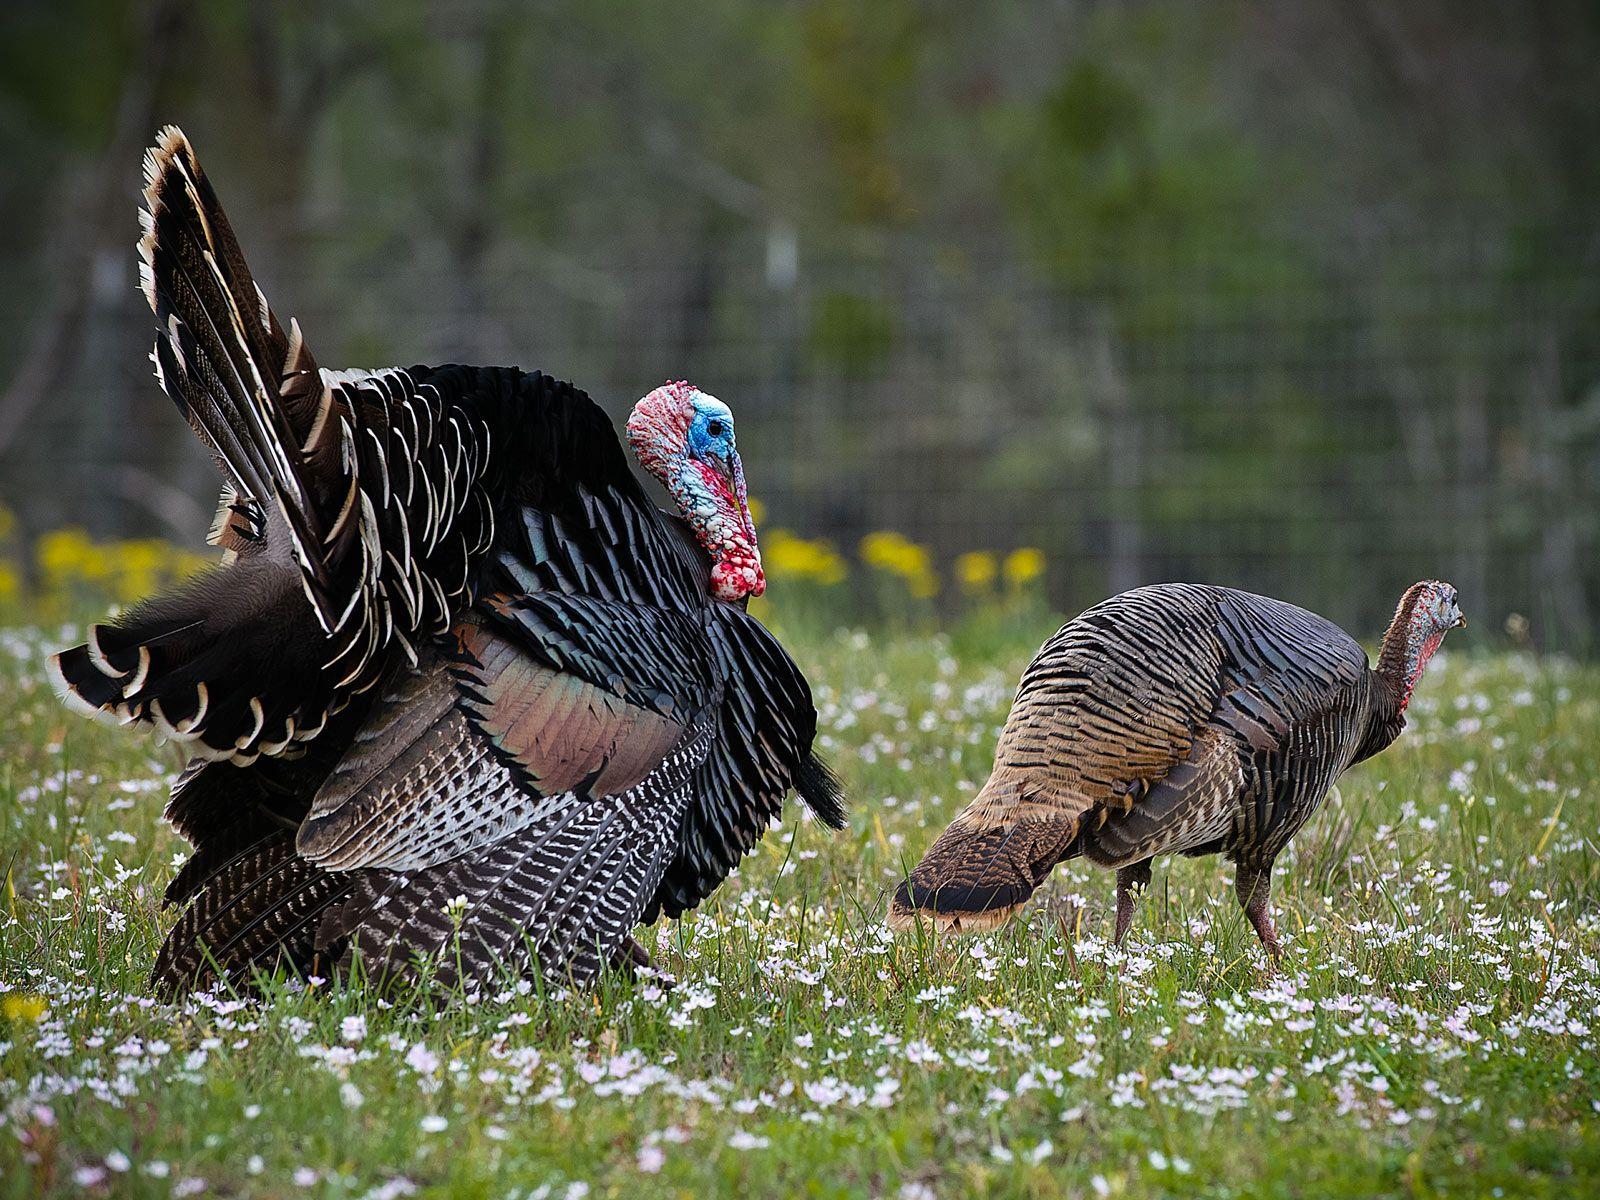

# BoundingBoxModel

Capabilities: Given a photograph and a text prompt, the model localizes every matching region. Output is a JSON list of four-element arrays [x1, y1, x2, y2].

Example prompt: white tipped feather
[[257, 715, 296, 757], [383, 550, 421, 626], [149, 698, 189, 741], [137, 258, 157, 309], [121, 645, 151, 698], [173, 682, 211, 736], [165, 314, 187, 373], [363, 427, 391, 508], [45, 653, 109, 720], [298, 371, 337, 453], [86, 627, 121, 679], [293, 707, 328, 742], [233, 696, 267, 750], [322, 472, 361, 547]]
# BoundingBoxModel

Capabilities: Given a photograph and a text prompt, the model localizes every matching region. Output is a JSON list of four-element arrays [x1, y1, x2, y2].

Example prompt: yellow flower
[[763, 529, 847, 586], [1003, 547, 1046, 589], [36, 527, 98, 588], [746, 496, 766, 528], [3, 993, 46, 1023], [859, 531, 939, 599], [0, 562, 18, 602], [954, 551, 997, 593], [31, 527, 214, 609]]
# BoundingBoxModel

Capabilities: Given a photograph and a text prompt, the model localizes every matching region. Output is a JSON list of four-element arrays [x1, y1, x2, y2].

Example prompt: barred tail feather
[[321, 730, 707, 992], [139, 126, 333, 495], [152, 828, 355, 996], [50, 127, 363, 762]]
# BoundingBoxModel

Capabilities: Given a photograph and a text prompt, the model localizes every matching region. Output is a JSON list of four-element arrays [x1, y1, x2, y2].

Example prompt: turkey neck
[[1361, 599, 1419, 758]]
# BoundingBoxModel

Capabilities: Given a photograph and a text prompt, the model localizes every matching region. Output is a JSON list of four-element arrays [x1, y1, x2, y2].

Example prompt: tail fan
[[50, 127, 500, 763], [49, 125, 346, 761], [136, 126, 333, 496]]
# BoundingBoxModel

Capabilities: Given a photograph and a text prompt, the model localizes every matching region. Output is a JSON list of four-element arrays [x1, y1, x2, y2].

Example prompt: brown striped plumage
[[50, 127, 844, 997], [889, 581, 1464, 957]]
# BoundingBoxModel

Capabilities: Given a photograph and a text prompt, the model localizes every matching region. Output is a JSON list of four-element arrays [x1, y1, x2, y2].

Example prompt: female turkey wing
[[1093, 587, 1375, 863]]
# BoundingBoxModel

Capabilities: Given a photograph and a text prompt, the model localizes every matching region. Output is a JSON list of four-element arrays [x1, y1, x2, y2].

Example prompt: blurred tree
[[0, 0, 1597, 645]]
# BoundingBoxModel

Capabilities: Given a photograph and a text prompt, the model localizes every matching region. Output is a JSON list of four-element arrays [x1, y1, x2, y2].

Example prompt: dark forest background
[[2, 0, 1598, 647]]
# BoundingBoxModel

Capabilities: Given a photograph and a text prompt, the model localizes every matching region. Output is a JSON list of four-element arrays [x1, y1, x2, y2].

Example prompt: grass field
[[2, 615, 1598, 1198]]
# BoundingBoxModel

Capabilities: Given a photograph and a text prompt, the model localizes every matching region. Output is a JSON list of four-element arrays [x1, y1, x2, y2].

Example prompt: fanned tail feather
[[137, 126, 333, 500], [48, 562, 327, 763], [49, 125, 350, 761], [55, 129, 512, 765]]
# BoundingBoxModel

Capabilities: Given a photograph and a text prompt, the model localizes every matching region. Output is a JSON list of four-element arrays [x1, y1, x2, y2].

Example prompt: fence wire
[[3, 219, 1597, 648]]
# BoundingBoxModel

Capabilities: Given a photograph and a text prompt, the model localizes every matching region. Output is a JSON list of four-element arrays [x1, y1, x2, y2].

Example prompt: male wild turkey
[[889, 581, 1464, 957], [49, 126, 843, 994]]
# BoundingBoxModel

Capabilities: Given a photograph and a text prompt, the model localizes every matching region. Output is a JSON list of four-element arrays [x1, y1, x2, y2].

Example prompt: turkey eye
[[706, 420, 724, 438]]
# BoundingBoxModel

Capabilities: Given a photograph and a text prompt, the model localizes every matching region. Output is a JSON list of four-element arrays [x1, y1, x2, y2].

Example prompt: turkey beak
[[722, 448, 761, 547], [1455, 613, 1467, 630]]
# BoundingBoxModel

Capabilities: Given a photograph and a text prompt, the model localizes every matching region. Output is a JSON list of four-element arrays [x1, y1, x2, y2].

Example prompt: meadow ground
[[2, 615, 1597, 1198]]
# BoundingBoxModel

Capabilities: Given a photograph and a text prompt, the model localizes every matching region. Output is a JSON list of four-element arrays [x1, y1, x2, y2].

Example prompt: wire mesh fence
[[3, 216, 1598, 648]]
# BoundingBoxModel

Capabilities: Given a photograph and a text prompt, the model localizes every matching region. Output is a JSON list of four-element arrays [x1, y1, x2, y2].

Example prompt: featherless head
[[627, 381, 764, 602], [1381, 579, 1465, 709]]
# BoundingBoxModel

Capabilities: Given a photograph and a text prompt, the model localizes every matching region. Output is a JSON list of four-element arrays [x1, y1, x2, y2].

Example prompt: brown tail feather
[[50, 126, 353, 764], [888, 779, 1082, 934]]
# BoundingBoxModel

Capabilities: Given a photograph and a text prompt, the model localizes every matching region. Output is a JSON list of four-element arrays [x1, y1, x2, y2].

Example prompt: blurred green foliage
[[1, 1, 1598, 647], [809, 292, 896, 375]]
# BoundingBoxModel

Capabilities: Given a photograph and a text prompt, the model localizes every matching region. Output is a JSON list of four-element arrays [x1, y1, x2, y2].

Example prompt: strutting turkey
[[888, 581, 1464, 957], [49, 126, 844, 995]]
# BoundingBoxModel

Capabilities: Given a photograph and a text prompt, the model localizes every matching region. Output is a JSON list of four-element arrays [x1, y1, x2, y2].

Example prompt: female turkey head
[[626, 381, 764, 603], [1380, 580, 1466, 709]]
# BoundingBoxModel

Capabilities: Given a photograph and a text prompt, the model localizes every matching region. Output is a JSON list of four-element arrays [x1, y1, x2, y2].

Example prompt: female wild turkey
[[49, 127, 843, 994], [889, 581, 1464, 957]]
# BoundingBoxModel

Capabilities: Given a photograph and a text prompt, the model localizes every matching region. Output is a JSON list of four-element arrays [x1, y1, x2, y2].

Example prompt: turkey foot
[[613, 936, 676, 990]]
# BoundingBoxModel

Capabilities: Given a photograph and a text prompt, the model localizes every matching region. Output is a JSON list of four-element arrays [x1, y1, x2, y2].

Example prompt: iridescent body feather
[[50, 127, 844, 996]]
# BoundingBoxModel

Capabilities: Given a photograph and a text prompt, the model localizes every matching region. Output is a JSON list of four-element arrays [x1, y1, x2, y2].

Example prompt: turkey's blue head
[[627, 381, 764, 603]]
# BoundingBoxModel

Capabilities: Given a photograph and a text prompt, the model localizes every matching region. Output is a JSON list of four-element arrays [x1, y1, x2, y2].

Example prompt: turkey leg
[[1234, 861, 1282, 960], [1113, 859, 1153, 945]]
